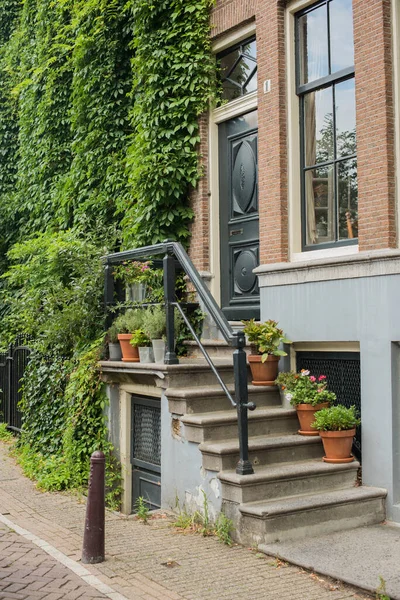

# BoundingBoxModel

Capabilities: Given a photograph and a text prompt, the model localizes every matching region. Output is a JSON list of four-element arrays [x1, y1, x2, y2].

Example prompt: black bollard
[[82, 450, 105, 564]]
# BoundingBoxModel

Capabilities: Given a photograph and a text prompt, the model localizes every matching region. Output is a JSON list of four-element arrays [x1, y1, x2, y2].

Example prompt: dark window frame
[[295, 0, 357, 251], [217, 36, 257, 102]]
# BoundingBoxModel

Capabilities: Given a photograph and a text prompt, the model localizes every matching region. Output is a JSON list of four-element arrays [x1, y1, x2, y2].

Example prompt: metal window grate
[[132, 401, 161, 467], [296, 351, 361, 461]]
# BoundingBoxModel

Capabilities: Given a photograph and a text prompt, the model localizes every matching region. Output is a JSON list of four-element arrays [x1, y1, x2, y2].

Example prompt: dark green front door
[[219, 110, 259, 320]]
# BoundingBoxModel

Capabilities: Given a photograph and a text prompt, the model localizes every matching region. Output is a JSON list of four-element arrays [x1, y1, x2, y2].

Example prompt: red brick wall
[[353, 0, 396, 251]]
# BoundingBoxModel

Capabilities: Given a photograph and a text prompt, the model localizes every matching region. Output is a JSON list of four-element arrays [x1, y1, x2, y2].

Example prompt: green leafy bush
[[130, 328, 151, 347], [312, 405, 360, 431], [242, 319, 291, 361], [287, 370, 337, 407]]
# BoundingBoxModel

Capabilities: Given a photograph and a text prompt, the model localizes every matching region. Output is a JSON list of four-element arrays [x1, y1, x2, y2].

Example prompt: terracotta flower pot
[[248, 354, 279, 386], [118, 334, 140, 363], [296, 402, 330, 436], [319, 428, 356, 463]]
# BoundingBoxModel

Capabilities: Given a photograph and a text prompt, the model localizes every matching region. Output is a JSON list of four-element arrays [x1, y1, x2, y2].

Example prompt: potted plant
[[114, 309, 143, 362], [130, 329, 153, 363], [242, 319, 291, 385], [274, 371, 298, 409], [142, 305, 183, 364], [113, 260, 153, 303], [107, 322, 122, 361], [312, 405, 360, 463], [288, 370, 336, 436]]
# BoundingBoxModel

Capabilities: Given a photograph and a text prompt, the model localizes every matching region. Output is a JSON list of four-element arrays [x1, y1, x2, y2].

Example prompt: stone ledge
[[254, 248, 400, 287]]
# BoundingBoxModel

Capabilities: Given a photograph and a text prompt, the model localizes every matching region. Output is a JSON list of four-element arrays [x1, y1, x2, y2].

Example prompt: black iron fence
[[0, 336, 31, 432]]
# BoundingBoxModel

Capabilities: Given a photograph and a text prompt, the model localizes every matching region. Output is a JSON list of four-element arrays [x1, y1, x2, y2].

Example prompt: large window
[[296, 0, 357, 249]]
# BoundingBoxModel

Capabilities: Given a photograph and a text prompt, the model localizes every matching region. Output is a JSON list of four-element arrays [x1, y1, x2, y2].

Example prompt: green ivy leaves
[[120, 0, 217, 247]]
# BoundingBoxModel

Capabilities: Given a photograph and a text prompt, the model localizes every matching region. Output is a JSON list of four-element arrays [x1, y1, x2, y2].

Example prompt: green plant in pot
[[113, 260, 153, 303], [107, 322, 122, 361], [312, 404, 360, 463], [287, 370, 337, 436], [114, 309, 144, 362], [142, 305, 183, 364], [130, 329, 153, 363], [242, 319, 291, 386]]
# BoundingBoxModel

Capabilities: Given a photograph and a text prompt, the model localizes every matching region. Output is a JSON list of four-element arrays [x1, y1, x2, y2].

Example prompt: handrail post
[[104, 261, 115, 331], [163, 253, 179, 365], [233, 332, 254, 475]]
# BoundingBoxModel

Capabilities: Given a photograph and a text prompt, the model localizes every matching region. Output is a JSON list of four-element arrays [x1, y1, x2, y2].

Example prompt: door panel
[[131, 395, 161, 511], [219, 110, 259, 320]]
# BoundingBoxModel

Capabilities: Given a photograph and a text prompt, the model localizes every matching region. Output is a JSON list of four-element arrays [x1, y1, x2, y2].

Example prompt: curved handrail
[[102, 241, 244, 348]]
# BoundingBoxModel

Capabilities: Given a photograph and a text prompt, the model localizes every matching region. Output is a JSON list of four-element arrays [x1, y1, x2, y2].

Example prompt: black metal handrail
[[102, 241, 255, 475]]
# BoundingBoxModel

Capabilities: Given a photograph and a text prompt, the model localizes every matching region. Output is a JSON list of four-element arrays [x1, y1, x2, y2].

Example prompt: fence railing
[[0, 336, 31, 432], [103, 241, 256, 476]]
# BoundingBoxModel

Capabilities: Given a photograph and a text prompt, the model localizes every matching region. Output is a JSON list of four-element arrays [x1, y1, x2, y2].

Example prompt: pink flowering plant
[[284, 369, 337, 407], [113, 260, 153, 285]]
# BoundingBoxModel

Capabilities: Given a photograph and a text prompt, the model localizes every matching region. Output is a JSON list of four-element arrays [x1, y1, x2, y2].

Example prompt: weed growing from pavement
[[173, 491, 234, 546], [376, 576, 390, 600], [135, 497, 150, 524]]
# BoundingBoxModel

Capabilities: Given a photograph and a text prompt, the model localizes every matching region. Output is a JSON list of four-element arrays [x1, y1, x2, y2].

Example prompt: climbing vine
[[120, 0, 217, 247], [0, 0, 216, 506]]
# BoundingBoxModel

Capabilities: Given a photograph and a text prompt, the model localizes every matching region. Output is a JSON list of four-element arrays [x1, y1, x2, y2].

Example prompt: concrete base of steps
[[185, 338, 253, 359], [181, 407, 298, 443], [166, 384, 280, 415], [219, 460, 360, 503], [223, 487, 387, 546], [199, 433, 323, 471]]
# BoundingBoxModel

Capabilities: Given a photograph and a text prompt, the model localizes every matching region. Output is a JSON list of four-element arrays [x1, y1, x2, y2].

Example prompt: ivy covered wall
[[0, 0, 216, 504], [0, 0, 216, 261]]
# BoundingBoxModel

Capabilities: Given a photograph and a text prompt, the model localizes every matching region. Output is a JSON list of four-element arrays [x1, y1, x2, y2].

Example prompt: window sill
[[291, 244, 359, 262], [254, 248, 400, 288]]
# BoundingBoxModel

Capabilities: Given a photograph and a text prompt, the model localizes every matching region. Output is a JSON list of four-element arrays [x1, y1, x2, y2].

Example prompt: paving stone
[[0, 441, 375, 600]]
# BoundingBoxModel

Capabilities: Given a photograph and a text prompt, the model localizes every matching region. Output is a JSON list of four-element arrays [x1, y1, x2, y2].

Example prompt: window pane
[[337, 158, 358, 240], [304, 87, 333, 166], [330, 0, 354, 73], [305, 165, 335, 245], [244, 69, 257, 95], [221, 80, 242, 101], [298, 5, 329, 85], [335, 78, 356, 158], [242, 39, 256, 59], [220, 49, 240, 80]]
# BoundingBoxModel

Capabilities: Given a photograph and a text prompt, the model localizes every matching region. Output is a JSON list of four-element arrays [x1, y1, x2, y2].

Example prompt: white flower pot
[[108, 342, 122, 361], [152, 339, 165, 363], [126, 282, 147, 302], [138, 346, 154, 363]]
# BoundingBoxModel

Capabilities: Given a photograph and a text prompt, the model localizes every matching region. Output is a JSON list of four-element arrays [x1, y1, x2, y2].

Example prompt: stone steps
[[166, 384, 280, 415], [229, 486, 387, 545], [199, 433, 323, 471], [181, 407, 298, 443], [218, 459, 360, 504]]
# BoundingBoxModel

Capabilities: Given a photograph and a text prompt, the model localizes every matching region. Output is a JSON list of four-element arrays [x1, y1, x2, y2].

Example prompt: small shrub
[[0, 423, 14, 442], [312, 405, 361, 431]]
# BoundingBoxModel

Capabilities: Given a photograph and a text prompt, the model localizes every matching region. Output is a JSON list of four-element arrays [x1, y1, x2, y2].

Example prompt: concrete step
[[199, 433, 323, 471], [185, 339, 253, 359], [224, 487, 387, 546], [166, 384, 280, 415], [218, 460, 359, 504], [181, 407, 298, 443]]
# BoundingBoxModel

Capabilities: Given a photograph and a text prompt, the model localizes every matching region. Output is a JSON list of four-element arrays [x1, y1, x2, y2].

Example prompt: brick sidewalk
[[0, 442, 373, 600], [0, 521, 108, 600]]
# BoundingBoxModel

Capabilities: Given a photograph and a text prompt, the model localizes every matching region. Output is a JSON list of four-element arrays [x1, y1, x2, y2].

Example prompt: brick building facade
[[188, 0, 400, 523]]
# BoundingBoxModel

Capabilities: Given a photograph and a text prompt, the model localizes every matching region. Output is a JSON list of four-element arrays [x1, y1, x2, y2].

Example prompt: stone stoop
[[165, 343, 387, 547]]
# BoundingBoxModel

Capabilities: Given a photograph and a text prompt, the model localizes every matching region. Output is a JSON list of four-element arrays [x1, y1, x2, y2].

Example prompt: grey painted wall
[[259, 272, 400, 523], [160, 392, 222, 519]]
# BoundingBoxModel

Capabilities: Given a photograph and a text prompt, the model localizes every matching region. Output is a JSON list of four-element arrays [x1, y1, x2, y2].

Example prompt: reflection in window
[[218, 38, 257, 102], [298, 0, 354, 86], [297, 0, 357, 249]]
